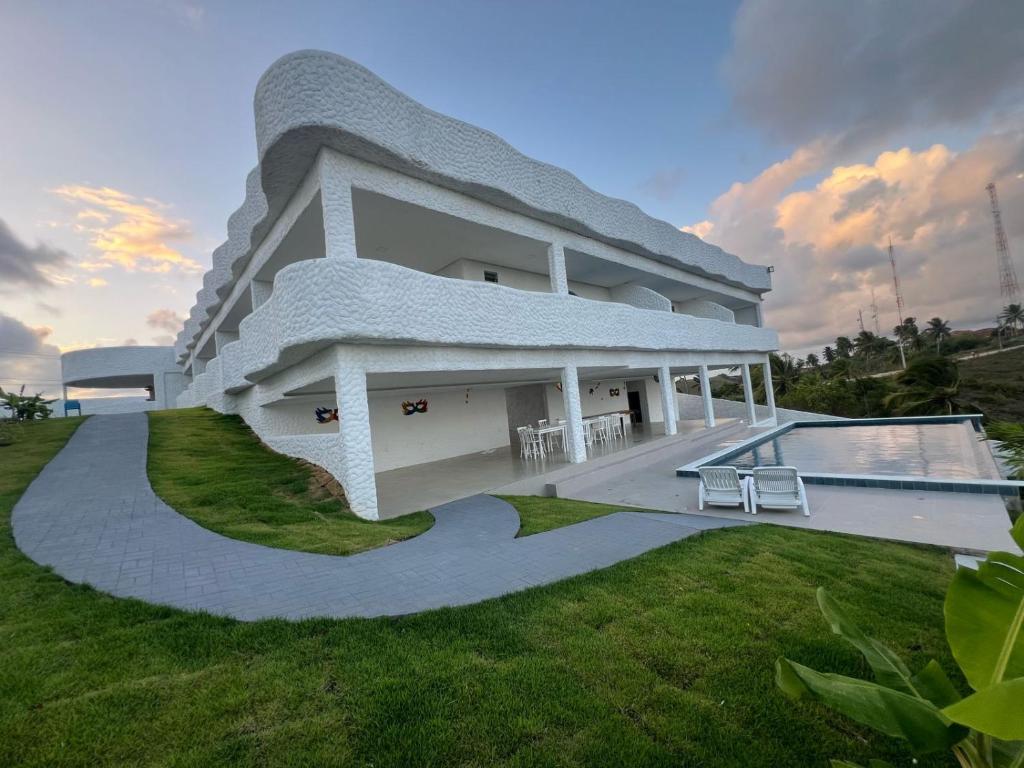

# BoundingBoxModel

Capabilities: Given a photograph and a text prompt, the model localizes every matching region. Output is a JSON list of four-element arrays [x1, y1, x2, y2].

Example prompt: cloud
[[0, 313, 62, 396], [723, 0, 1024, 150], [0, 217, 72, 290], [35, 301, 62, 316], [52, 185, 203, 275], [151, 334, 176, 346], [123, 338, 138, 346], [637, 167, 687, 201], [695, 126, 1024, 352], [87, 277, 108, 287], [146, 308, 185, 334], [681, 220, 714, 239]]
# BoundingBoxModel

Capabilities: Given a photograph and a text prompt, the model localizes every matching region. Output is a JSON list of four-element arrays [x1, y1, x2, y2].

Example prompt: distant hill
[[957, 346, 1024, 422]]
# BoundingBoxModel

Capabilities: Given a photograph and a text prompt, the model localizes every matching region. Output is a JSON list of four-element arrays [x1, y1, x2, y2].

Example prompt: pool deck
[[562, 431, 1021, 553]]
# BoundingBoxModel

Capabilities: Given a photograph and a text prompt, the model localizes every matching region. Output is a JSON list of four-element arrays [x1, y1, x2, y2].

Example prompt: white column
[[193, 357, 207, 374], [762, 358, 777, 424], [317, 152, 357, 260], [560, 364, 587, 463], [335, 364, 379, 520], [62, 384, 68, 401], [251, 279, 273, 309], [547, 242, 569, 295], [698, 364, 716, 428], [658, 366, 678, 436], [741, 363, 757, 425]]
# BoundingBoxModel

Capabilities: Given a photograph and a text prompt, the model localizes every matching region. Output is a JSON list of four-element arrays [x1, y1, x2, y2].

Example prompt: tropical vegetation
[[777, 518, 1024, 768], [709, 312, 1024, 422], [0, 384, 56, 421]]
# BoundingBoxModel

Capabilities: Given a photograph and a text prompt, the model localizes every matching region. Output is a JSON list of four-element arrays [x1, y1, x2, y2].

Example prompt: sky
[[2, 0, 1023, 397]]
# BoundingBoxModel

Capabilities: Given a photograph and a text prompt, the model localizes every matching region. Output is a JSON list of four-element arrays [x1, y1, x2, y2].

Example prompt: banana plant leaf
[[830, 761, 895, 768], [942, 677, 1024, 740], [944, 551, 1024, 691], [817, 588, 956, 702], [776, 658, 968, 754]]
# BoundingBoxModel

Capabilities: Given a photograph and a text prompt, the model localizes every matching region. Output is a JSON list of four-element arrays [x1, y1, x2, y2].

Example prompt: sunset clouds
[[52, 185, 202, 275], [689, 129, 1024, 351]]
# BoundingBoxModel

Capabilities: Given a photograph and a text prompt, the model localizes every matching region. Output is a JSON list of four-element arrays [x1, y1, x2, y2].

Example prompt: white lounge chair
[[748, 466, 810, 517], [698, 466, 750, 513]]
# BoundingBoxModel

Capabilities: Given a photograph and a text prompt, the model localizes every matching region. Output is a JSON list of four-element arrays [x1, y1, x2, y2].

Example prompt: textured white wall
[[369, 387, 510, 472], [433, 258, 611, 301], [674, 299, 736, 324], [610, 284, 672, 312]]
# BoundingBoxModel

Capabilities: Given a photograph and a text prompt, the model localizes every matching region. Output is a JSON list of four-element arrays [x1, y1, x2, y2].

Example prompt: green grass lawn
[[502, 494, 628, 536], [0, 417, 963, 767], [148, 408, 433, 555]]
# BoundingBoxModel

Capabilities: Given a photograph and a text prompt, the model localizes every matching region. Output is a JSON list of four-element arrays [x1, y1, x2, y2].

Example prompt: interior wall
[[369, 386, 510, 473], [504, 384, 549, 445], [544, 377, 630, 421], [435, 258, 612, 301]]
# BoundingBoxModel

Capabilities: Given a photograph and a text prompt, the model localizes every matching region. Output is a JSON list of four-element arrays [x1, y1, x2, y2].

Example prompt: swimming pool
[[677, 415, 1023, 495], [728, 422, 995, 479]]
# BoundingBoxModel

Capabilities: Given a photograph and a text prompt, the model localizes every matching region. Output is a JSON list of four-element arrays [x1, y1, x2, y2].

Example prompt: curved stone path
[[13, 414, 747, 621]]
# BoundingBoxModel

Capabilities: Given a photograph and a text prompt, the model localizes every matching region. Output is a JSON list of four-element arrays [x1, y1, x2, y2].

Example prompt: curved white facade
[[149, 50, 783, 520], [62, 346, 185, 410]]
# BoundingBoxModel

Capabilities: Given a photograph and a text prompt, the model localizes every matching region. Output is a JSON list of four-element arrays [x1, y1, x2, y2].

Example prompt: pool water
[[726, 423, 997, 480]]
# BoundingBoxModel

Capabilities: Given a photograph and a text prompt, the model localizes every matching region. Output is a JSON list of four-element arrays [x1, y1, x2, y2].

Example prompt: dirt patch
[[303, 461, 349, 504]]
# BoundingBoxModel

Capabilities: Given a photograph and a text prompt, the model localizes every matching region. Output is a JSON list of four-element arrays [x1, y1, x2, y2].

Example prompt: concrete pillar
[[658, 366, 678, 436], [741, 363, 758, 425], [251, 279, 273, 310], [547, 242, 569, 295], [334, 364, 379, 520], [317, 152, 357, 260], [762, 358, 777, 424], [560, 364, 587, 463], [193, 357, 207, 375], [698, 364, 716, 428]]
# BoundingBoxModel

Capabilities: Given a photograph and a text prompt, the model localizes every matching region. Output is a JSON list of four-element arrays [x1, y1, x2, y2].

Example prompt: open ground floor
[[187, 343, 779, 520]]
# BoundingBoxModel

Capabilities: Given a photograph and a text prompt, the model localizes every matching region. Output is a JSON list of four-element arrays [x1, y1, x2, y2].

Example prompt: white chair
[[583, 420, 595, 447], [748, 466, 810, 517], [517, 426, 546, 460], [697, 466, 749, 513], [538, 419, 548, 427], [592, 417, 609, 443], [608, 414, 624, 439]]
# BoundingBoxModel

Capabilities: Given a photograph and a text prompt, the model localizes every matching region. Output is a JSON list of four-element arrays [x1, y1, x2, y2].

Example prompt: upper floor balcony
[[214, 256, 777, 393]]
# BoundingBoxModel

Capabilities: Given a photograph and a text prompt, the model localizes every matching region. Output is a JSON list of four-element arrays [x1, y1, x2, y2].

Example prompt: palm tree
[[894, 317, 922, 351], [835, 336, 854, 359], [1001, 304, 1024, 336], [753, 353, 802, 401], [805, 352, 820, 369], [883, 355, 971, 415], [822, 346, 836, 364], [923, 317, 952, 354]]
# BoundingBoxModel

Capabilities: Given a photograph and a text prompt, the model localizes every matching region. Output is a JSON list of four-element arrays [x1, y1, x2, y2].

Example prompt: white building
[[64, 50, 779, 520]]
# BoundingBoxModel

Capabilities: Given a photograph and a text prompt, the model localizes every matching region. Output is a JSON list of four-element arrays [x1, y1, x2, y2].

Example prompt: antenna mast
[[870, 287, 880, 335], [988, 182, 1020, 303], [857, 308, 865, 334], [888, 237, 907, 368]]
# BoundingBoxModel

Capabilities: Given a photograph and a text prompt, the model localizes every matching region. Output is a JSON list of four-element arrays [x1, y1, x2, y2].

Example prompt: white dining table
[[535, 424, 567, 452]]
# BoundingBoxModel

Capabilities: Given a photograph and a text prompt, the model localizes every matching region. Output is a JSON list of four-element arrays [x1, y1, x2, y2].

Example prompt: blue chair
[[64, 399, 82, 417]]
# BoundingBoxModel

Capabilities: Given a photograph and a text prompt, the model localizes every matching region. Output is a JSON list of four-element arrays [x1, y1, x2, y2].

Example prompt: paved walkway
[[13, 414, 746, 621]]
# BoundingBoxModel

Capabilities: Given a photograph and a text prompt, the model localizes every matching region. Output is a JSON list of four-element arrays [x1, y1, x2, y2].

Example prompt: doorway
[[625, 379, 649, 425]]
